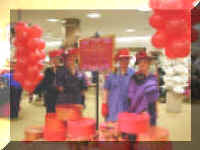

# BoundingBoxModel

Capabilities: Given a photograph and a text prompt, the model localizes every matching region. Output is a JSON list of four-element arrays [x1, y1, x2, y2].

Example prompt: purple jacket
[[104, 68, 135, 122], [128, 74, 159, 113]]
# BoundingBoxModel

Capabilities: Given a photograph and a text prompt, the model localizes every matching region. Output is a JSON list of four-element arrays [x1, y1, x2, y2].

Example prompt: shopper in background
[[34, 50, 63, 113], [56, 49, 88, 107], [128, 51, 159, 126], [2, 60, 23, 119], [157, 67, 166, 103], [102, 48, 135, 122], [0, 72, 10, 117]]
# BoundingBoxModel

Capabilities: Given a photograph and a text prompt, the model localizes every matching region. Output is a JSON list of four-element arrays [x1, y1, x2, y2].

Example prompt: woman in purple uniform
[[102, 49, 135, 122]]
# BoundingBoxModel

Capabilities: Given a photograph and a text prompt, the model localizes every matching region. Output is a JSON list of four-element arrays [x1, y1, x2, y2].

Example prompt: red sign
[[79, 37, 114, 71]]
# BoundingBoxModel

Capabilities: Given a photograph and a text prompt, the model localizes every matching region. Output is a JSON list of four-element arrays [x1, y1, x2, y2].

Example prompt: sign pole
[[96, 71, 99, 130]]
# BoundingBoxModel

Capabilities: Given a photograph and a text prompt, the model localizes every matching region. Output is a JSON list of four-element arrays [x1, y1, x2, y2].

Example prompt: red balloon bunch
[[149, 0, 193, 59], [13, 22, 45, 93]]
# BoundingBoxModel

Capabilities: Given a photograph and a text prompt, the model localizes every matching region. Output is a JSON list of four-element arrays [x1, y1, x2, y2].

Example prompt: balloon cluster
[[191, 5, 200, 42], [13, 22, 45, 93], [149, 0, 195, 59]]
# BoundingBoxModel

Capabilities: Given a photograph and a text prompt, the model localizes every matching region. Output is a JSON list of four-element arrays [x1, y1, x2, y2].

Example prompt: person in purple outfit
[[128, 51, 159, 126], [102, 48, 135, 122]]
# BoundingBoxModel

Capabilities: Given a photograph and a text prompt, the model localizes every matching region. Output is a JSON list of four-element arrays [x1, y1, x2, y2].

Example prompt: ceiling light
[[116, 36, 151, 43], [47, 19, 59, 22], [125, 29, 136, 33], [46, 41, 62, 47], [87, 12, 101, 19], [137, 5, 152, 12]]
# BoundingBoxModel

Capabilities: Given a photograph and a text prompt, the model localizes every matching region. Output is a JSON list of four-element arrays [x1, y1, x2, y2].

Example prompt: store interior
[[1, 9, 194, 143]]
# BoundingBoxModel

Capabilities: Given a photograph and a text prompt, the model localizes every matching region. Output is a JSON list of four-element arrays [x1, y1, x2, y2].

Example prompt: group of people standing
[[102, 48, 159, 127], [3, 47, 159, 127]]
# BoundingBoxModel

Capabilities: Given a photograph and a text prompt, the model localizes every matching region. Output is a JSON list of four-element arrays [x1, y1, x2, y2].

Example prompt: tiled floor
[[10, 87, 191, 141]]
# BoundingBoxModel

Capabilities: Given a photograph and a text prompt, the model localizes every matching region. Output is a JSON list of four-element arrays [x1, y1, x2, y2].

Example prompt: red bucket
[[44, 113, 67, 141], [137, 126, 170, 141], [118, 112, 150, 134], [24, 126, 44, 141], [56, 104, 83, 121], [135, 142, 172, 150], [67, 118, 96, 139], [98, 142, 131, 150]]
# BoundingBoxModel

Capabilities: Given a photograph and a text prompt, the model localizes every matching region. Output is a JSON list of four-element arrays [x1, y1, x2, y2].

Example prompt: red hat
[[115, 48, 131, 61], [49, 49, 63, 58], [62, 48, 78, 59], [136, 51, 153, 64]]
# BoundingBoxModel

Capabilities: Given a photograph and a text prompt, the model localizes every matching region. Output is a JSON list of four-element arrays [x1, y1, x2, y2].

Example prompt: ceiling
[[11, 10, 156, 50]]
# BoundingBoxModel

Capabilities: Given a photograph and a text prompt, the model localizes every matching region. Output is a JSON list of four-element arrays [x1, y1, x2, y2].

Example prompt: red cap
[[115, 48, 131, 61], [49, 49, 63, 58], [136, 51, 153, 64], [62, 48, 78, 58]]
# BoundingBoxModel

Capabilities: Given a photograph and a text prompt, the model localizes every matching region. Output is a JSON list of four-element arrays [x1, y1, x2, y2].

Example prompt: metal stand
[[96, 71, 99, 130]]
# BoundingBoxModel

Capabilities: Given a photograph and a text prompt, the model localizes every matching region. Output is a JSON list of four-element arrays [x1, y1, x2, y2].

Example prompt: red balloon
[[14, 47, 28, 59], [165, 48, 177, 59], [149, 0, 160, 9], [151, 0, 193, 11], [27, 38, 45, 50], [14, 22, 30, 42], [166, 39, 190, 58], [165, 18, 188, 35], [191, 27, 199, 42], [27, 38, 39, 50], [159, 0, 186, 10], [26, 65, 40, 77], [28, 25, 43, 38], [22, 80, 35, 93], [149, 13, 165, 29], [28, 50, 45, 65], [15, 59, 28, 72], [182, 0, 196, 10], [151, 31, 166, 49], [28, 50, 43, 63], [13, 71, 23, 82], [13, 39, 24, 48]]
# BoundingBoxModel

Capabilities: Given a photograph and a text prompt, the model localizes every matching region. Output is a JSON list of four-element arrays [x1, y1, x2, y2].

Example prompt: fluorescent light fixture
[[47, 18, 59, 22], [125, 29, 136, 33], [46, 41, 62, 47], [87, 12, 101, 18], [116, 36, 151, 43], [137, 5, 152, 12]]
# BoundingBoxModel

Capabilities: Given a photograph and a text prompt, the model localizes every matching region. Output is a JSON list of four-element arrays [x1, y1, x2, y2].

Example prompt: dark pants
[[10, 86, 22, 118], [122, 133, 137, 150], [148, 102, 157, 126], [44, 93, 57, 113], [80, 95, 85, 107]]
